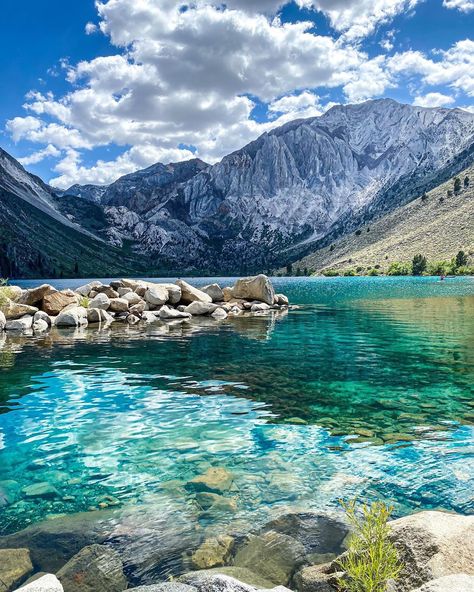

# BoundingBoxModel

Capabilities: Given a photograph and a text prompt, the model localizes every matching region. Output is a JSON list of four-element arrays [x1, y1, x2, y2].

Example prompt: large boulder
[[5, 315, 34, 331], [231, 275, 275, 305], [128, 585, 196, 592], [234, 531, 307, 586], [43, 290, 78, 315], [56, 544, 127, 592], [175, 281, 212, 305], [410, 574, 474, 592], [261, 512, 349, 557], [16, 574, 64, 592], [18, 284, 54, 306], [389, 511, 474, 592], [0, 511, 116, 572], [293, 564, 340, 592], [108, 299, 129, 313], [191, 536, 234, 570], [0, 311, 6, 331], [179, 572, 270, 592], [89, 293, 111, 310], [87, 309, 113, 324], [1, 300, 38, 320], [184, 302, 218, 316], [56, 307, 88, 328], [123, 292, 143, 306], [75, 282, 103, 297], [0, 548, 33, 591], [145, 286, 169, 307], [201, 284, 224, 302], [33, 311, 51, 326]]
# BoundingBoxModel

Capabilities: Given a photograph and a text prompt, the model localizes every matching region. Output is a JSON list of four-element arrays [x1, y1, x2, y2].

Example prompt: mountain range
[[1, 98, 474, 278]]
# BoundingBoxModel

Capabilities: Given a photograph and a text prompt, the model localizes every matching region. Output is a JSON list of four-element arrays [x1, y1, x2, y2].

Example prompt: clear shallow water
[[1, 277, 473, 542]]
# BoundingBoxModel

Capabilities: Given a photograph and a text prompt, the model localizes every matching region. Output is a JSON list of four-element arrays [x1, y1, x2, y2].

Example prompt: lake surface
[[1, 277, 473, 558]]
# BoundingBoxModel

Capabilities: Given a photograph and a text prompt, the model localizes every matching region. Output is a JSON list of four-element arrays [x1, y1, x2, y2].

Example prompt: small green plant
[[322, 268, 340, 277], [337, 499, 402, 592], [343, 269, 356, 276], [0, 279, 14, 308], [387, 262, 411, 276], [79, 296, 90, 308], [367, 268, 379, 276]]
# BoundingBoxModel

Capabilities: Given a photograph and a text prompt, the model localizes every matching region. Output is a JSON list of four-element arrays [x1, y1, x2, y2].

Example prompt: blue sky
[[1, 0, 473, 187]]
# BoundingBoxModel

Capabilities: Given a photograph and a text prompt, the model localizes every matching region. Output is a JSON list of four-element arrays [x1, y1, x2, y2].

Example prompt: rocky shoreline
[[0, 505, 472, 592], [0, 275, 290, 335]]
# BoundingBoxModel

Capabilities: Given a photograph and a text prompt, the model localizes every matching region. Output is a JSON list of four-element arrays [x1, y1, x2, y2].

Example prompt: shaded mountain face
[[2, 99, 474, 277]]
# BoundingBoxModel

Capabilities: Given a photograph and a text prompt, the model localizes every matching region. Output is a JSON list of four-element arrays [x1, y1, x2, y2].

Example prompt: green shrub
[[337, 500, 402, 592], [412, 254, 427, 276], [428, 261, 449, 275], [454, 177, 462, 194], [455, 265, 474, 276], [0, 282, 14, 308], [322, 269, 340, 277], [343, 269, 356, 276], [387, 262, 411, 276], [367, 268, 379, 276], [455, 250, 468, 268]]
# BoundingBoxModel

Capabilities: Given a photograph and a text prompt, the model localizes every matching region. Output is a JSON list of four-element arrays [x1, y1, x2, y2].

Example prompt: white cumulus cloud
[[413, 92, 455, 108], [443, 0, 474, 12]]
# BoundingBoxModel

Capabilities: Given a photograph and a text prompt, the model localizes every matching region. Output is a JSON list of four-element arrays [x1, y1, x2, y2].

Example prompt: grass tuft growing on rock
[[0, 278, 14, 308], [337, 499, 402, 592]]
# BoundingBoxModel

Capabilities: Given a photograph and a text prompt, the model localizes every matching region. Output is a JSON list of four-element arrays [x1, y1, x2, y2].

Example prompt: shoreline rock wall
[[0, 275, 290, 335]]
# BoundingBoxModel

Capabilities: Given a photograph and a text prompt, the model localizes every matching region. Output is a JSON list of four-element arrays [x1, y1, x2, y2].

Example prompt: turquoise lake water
[[1, 276, 473, 541]]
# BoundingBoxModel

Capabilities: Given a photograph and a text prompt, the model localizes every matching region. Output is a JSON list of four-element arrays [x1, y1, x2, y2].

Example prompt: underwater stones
[[57, 544, 127, 592], [19, 284, 55, 306], [410, 574, 474, 592], [261, 513, 349, 556], [234, 531, 306, 586], [144, 286, 169, 307], [201, 284, 224, 302], [191, 535, 234, 569], [194, 492, 233, 511], [176, 280, 212, 305], [5, 315, 34, 331], [43, 291, 77, 315], [185, 467, 233, 494], [89, 293, 110, 310], [22, 482, 60, 500], [0, 480, 20, 507], [389, 511, 474, 592], [108, 299, 129, 313], [158, 306, 191, 320], [232, 275, 275, 306], [16, 574, 64, 592], [0, 548, 34, 592], [0, 511, 115, 572], [184, 302, 218, 316], [383, 433, 416, 443]]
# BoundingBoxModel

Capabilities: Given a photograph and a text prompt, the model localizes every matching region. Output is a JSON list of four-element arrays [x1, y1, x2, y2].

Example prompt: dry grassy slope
[[292, 164, 474, 274]]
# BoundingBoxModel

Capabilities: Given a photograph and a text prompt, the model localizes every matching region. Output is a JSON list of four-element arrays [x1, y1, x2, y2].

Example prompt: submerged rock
[[57, 544, 127, 592], [233, 531, 307, 586], [22, 482, 60, 500], [0, 548, 33, 591], [185, 467, 234, 494], [191, 535, 234, 569], [389, 511, 474, 591]]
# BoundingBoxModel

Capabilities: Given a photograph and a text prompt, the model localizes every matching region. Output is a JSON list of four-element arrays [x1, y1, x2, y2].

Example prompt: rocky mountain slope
[[2, 99, 474, 276], [290, 164, 474, 274]]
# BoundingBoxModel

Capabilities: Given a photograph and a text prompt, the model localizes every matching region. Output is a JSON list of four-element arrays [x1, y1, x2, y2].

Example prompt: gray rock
[[2, 300, 38, 320], [33, 318, 49, 333], [145, 286, 169, 307], [123, 292, 143, 306], [211, 308, 228, 320], [57, 544, 127, 592], [389, 511, 474, 592], [176, 280, 212, 304], [117, 287, 133, 297], [22, 482, 60, 500], [234, 531, 307, 585], [191, 535, 234, 570], [293, 565, 339, 592], [0, 310, 6, 331], [87, 308, 113, 324], [275, 294, 289, 306], [184, 302, 218, 316], [89, 293, 111, 310], [162, 284, 182, 305], [108, 299, 129, 313], [0, 548, 34, 592], [251, 303, 270, 312], [185, 467, 234, 494], [232, 276, 275, 306], [261, 512, 349, 556], [127, 314, 141, 325], [158, 306, 191, 320], [410, 574, 474, 592], [43, 290, 77, 315], [16, 574, 64, 592], [95, 286, 119, 298], [75, 282, 103, 296], [5, 315, 34, 331], [201, 284, 224, 302], [33, 311, 51, 326], [178, 572, 258, 592], [56, 307, 88, 328]]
